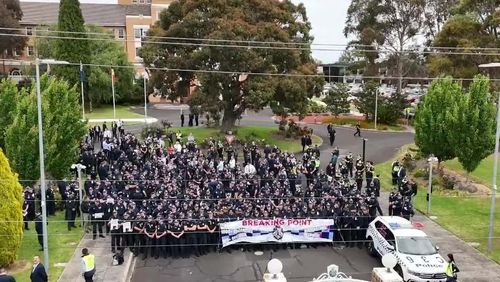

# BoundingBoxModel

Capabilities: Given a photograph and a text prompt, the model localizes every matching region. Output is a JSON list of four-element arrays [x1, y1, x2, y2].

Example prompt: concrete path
[[58, 234, 135, 282], [86, 118, 158, 124]]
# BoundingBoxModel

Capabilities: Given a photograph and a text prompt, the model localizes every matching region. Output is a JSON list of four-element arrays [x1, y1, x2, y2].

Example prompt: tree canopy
[[0, 148, 23, 266], [324, 83, 350, 116], [0, 79, 18, 148], [38, 25, 136, 108], [0, 0, 27, 57], [141, 0, 323, 131], [414, 77, 462, 163], [5, 75, 87, 181]]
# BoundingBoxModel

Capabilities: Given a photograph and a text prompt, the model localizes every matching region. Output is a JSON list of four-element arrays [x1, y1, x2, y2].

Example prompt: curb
[[123, 253, 136, 282]]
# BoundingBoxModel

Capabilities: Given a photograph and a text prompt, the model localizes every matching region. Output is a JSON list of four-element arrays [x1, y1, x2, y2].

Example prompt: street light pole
[[487, 90, 500, 253], [427, 156, 438, 216], [34, 58, 69, 274], [374, 88, 379, 130], [143, 73, 148, 126], [35, 58, 49, 274]]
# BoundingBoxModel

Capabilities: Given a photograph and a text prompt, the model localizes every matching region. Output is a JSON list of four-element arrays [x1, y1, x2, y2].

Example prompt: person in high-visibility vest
[[445, 253, 459, 282], [81, 248, 96, 282]]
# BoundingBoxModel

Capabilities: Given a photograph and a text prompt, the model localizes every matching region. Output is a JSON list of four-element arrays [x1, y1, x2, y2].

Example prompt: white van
[[366, 216, 447, 282]]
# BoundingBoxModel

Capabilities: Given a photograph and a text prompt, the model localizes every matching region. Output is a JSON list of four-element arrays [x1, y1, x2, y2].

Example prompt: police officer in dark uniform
[[184, 211, 199, 257], [143, 215, 156, 259], [133, 213, 145, 257], [345, 154, 354, 178], [401, 197, 415, 220], [121, 212, 134, 253], [66, 192, 78, 231], [206, 211, 219, 252], [196, 214, 209, 256], [90, 200, 105, 240], [109, 210, 122, 253], [46, 187, 55, 216], [168, 218, 184, 259], [155, 218, 168, 259]]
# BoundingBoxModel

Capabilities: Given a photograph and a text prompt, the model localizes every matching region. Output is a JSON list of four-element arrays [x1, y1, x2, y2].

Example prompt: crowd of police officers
[[22, 124, 416, 259]]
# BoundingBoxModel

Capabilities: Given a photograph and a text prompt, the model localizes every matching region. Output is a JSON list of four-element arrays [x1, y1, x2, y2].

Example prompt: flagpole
[[111, 69, 116, 120], [80, 62, 85, 120]]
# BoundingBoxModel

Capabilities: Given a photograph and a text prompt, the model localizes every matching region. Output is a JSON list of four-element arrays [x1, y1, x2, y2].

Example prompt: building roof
[[20, 2, 151, 27]]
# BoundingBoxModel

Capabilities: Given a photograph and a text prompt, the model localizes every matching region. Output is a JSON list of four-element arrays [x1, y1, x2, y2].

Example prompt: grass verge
[[444, 155, 500, 188], [11, 212, 83, 282], [85, 105, 145, 120], [375, 146, 500, 263], [170, 125, 322, 153]]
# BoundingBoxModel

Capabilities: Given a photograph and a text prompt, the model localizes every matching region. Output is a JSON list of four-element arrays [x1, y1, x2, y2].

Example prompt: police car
[[366, 216, 447, 282]]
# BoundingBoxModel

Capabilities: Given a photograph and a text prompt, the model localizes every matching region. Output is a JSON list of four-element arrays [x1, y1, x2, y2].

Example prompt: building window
[[135, 47, 140, 57], [13, 48, 19, 57], [139, 0, 145, 3], [117, 28, 125, 39], [26, 27, 33, 35], [134, 28, 147, 39], [27, 46, 34, 56], [132, 0, 137, 3]]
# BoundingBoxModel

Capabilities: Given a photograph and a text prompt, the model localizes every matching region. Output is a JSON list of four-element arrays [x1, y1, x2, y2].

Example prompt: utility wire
[[1, 58, 499, 82], [1, 32, 500, 56], [2, 26, 500, 52]]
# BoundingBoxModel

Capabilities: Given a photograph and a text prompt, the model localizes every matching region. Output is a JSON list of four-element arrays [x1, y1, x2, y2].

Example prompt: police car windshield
[[397, 236, 436, 255]]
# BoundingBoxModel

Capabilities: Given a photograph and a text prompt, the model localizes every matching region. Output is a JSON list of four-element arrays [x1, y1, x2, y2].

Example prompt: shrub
[[0, 148, 23, 266], [413, 168, 428, 179]]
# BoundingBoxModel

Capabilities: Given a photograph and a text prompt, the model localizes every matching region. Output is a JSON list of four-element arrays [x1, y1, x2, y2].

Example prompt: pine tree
[[53, 0, 90, 87], [324, 83, 350, 116], [0, 148, 23, 266]]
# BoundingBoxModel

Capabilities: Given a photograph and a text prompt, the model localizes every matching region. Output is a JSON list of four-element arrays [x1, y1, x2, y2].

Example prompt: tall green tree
[[355, 82, 378, 120], [0, 79, 18, 148], [53, 0, 90, 87], [5, 75, 87, 180], [324, 83, 350, 116], [449, 75, 496, 173], [38, 25, 135, 108], [142, 0, 323, 131], [0, 0, 27, 72], [414, 77, 462, 163], [428, 0, 500, 79], [0, 148, 23, 266], [5, 87, 38, 182]]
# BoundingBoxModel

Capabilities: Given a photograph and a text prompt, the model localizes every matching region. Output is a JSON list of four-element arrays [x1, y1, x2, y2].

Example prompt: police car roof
[[376, 216, 428, 237]]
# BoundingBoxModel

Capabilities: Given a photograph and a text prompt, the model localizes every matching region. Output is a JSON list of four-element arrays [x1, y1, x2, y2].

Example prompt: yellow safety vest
[[82, 254, 95, 272], [315, 159, 320, 168], [445, 262, 455, 276], [393, 165, 400, 172]]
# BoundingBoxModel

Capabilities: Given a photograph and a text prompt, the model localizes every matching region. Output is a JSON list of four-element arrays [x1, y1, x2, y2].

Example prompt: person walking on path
[[353, 121, 361, 137], [0, 266, 16, 282], [445, 253, 459, 282], [30, 256, 48, 282], [81, 248, 96, 282]]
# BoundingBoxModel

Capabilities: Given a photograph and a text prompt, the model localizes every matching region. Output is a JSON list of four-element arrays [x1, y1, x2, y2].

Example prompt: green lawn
[[444, 155, 500, 188], [85, 105, 144, 119], [171, 126, 322, 153], [375, 147, 500, 263], [12, 212, 83, 282]]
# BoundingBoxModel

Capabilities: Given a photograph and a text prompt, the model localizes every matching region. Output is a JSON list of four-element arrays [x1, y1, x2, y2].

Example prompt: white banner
[[220, 218, 335, 247]]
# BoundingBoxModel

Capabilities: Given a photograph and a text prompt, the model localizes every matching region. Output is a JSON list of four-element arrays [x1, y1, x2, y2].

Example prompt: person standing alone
[[81, 248, 96, 282], [30, 256, 47, 282]]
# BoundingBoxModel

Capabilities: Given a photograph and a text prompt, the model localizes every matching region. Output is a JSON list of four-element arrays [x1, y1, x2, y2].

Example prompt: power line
[[2, 58, 499, 82], [2, 26, 500, 52], [2, 31, 500, 57]]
